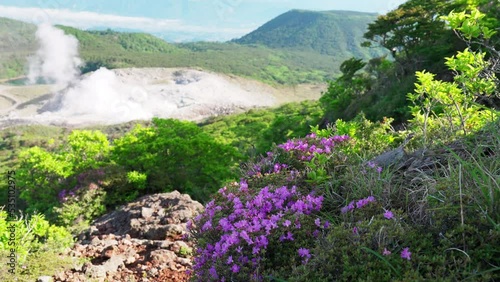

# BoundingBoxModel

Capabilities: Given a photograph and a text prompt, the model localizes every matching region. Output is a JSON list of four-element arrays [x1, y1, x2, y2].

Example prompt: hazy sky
[[0, 0, 407, 41]]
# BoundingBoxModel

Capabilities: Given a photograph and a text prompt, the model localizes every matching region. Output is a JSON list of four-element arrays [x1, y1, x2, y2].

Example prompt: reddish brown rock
[[53, 191, 203, 282]]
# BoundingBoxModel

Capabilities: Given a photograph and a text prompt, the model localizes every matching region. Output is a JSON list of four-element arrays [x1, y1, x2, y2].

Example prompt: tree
[[320, 57, 371, 123], [364, 0, 457, 58], [408, 8, 499, 147], [339, 58, 366, 81], [112, 118, 240, 201], [17, 130, 110, 216]]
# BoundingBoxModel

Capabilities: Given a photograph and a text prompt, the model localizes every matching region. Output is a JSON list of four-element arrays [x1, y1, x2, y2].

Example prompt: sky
[[0, 0, 407, 42]]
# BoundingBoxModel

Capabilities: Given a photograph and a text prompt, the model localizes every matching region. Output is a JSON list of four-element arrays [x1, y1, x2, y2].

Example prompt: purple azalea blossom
[[231, 264, 240, 273], [401, 247, 412, 260], [298, 248, 311, 264], [314, 218, 321, 227], [384, 210, 394, 220]]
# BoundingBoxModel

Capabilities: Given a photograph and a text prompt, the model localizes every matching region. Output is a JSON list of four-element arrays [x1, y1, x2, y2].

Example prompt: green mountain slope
[[0, 12, 385, 84], [0, 18, 36, 79], [233, 9, 385, 58]]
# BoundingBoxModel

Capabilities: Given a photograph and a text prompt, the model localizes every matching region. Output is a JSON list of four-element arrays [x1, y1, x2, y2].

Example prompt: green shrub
[[0, 210, 74, 264], [0, 210, 75, 280], [17, 130, 111, 216], [202, 101, 324, 158], [112, 118, 240, 202], [53, 182, 107, 234]]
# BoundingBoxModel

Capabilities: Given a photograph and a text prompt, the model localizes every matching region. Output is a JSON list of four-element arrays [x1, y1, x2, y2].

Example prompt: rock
[[164, 224, 185, 238], [53, 271, 67, 281], [141, 207, 154, 218], [102, 255, 125, 273], [150, 249, 177, 264], [176, 257, 193, 267], [125, 255, 136, 265], [53, 191, 203, 282], [171, 241, 190, 254], [148, 267, 159, 277], [84, 264, 106, 279], [101, 239, 118, 249], [102, 245, 117, 258]]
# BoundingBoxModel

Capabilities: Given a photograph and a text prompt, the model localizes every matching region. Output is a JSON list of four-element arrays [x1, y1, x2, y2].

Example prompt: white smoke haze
[[28, 23, 174, 124], [54, 68, 154, 122], [28, 23, 82, 86], [0, 23, 283, 127]]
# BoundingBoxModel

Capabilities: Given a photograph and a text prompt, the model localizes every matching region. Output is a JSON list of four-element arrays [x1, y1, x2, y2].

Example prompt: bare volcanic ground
[[0, 68, 325, 128]]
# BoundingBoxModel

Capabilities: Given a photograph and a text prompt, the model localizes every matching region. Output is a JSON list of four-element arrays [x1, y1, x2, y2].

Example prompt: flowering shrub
[[190, 133, 352, 280], [189, 181, 327, 281], [51, 169, 108, 233], [340, 195, 376, 214], [245, 133, 350, 177]]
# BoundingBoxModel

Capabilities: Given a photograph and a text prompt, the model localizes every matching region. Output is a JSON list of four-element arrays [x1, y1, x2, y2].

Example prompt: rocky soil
[[51, 191, 203, 282]]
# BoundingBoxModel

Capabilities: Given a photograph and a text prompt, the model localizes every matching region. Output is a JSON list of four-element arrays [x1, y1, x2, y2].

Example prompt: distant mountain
[[233, 10, 385, 58], [0, 14, 386, 84]]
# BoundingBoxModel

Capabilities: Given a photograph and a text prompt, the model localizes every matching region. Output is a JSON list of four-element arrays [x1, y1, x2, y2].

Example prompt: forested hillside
[[0, 19, 338, 84], [0, 18, 36, 79], [233, 10, 385, 58], [0, 9, 387, 84]]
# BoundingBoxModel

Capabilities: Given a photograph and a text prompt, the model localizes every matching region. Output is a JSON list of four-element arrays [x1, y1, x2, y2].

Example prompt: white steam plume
[[16, 23, 273, 126], [28, 23, 82, 86], [28, 23, 166, 124], [56, 68, 155, 122]]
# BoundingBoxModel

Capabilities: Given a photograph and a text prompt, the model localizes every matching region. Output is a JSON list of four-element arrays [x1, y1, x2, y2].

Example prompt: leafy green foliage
[[319, 57, 373, 122], [331, 114, 398, 157], [10, 118, 242, 229], [112, 118, 240, 201], [0, 210, 73, 264], [53, 180, 107, 234], [202, 101, 323, 158], [408, 8, 499, 148], [319, 0, 469, 124], [363, 0, 459, 62], [0, 210, 75, 281], [16, 130, 110, 216]]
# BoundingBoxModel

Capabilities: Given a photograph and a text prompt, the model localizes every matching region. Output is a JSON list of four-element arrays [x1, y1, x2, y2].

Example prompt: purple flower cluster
[[190, 181, 325, 280], [366, 161, 383, 174], [340, 196, 376, 214], [58, 188, 76, 203], [341, 200, 412, 262], [247, 152, 287, 177], [298, 248, 311, 264], [278, 134, 350, 161], [381, 247, 412, 261], [246, 134, 350, 177], [401, 247, 412, 260], [383, 210, 394, 220]]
